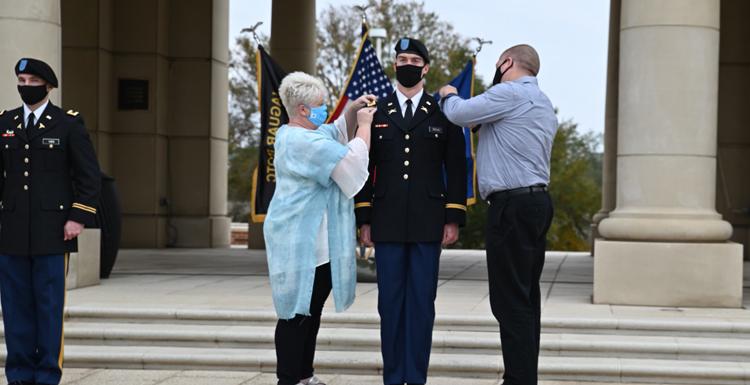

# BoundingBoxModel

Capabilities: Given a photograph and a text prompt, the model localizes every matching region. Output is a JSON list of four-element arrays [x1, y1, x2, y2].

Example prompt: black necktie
[[26, 113, 35, 130], [404, 99, 413, 121]]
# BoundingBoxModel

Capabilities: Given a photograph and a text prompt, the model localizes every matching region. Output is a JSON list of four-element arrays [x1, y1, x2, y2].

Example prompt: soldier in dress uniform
[[355, 38, 467, 385], [0, 58, 101, 385]]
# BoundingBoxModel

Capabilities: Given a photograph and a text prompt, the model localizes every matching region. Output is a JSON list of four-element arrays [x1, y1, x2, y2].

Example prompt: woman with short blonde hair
[[264, 71, 376, 385]]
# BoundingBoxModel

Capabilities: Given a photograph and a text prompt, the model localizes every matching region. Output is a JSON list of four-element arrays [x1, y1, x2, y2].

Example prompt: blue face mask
[[305, 104, 328, 127]]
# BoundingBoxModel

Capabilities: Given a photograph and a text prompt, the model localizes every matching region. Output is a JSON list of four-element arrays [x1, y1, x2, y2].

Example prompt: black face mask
[[17, 85, 49, 105], [492, 60, 511, 85], [396, 64, 425, 88]]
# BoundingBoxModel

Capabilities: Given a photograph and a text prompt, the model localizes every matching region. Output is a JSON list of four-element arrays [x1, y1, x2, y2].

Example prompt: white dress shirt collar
[[23, 99, 49, 127], [395, 88, 424, 118]]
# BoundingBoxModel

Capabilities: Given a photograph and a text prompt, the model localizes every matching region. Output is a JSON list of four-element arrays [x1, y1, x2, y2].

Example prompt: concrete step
[[5, 321, 750, 363], [64, 306, 750, 338], [36, 322, 750, 362], [2, 345, 747, 384]]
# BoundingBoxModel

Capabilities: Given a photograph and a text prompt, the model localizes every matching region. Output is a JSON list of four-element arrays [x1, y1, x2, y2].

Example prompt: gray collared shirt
[[442, 76, 558, 199]]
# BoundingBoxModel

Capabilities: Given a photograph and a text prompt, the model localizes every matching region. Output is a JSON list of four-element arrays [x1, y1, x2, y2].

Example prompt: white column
[[0, 0, 61, 107], [591, 0, 621, 246], [271, 0, 317, 73], [594, 0, 744, 308]]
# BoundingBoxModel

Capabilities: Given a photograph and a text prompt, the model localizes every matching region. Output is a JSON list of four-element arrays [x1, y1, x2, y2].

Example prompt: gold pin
[[366, 100, 377, 107], [17, 123, 21, 129], [39, 123, 45, 129], [388, 109, 397, 114], [66, 110, 79, 117], [420, 106, 429, 113]]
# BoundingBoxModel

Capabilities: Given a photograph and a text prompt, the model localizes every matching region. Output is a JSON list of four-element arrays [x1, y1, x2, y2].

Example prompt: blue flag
[[435, 59, 478, 205]]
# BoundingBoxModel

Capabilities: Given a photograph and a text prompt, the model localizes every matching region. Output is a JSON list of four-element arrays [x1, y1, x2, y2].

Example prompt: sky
[[228, 0, 610, 136]]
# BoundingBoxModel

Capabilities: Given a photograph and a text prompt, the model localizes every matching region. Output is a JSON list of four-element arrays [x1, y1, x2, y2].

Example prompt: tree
[[316, 0, 487, 106], [227, 36, 263, 221], [547, 120, 602, 250], [229, 0, 488, 222], [228, 1, 601, 252], [453, 119, 602, 251]]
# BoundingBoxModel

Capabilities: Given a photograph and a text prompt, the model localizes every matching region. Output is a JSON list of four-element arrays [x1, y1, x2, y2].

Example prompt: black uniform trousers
[[275, 263, 332, 385], [0, 253, 67, 385], [485, 191, 553, 385]]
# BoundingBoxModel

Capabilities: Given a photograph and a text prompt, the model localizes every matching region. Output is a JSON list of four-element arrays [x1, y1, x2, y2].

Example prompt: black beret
[[15, 58, 58, 88], [394, 37, 430, 64]]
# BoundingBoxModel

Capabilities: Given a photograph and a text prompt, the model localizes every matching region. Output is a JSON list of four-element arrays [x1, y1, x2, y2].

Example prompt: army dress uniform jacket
[[0, 103, 101, 256], [354, 92, 467, 243]]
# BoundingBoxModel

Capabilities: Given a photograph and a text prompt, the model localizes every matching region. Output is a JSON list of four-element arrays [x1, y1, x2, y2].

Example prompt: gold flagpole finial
[[241, 21, 264, 46], [353, 4, 372, 26], [472, 37, 493, 57]]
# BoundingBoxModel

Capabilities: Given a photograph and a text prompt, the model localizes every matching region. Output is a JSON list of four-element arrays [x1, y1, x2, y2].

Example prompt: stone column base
[[66, 229, 101, 290], [593, 240, 744, 308], [169, 216, 231, 248]]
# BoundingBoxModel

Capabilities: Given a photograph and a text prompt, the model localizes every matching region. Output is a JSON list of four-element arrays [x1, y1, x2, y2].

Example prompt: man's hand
[[439, 85, 458, 98], [359, 224, 373, 247], [442, 223, 459, 246], [64, 220, 85, 241]]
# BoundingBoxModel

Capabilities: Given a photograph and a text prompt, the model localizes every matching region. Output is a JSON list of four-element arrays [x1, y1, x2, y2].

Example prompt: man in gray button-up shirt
[[439, 44, 557, 385]]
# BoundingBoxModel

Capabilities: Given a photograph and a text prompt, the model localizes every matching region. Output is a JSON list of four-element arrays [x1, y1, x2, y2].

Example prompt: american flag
[[328, 33, 393, 121]]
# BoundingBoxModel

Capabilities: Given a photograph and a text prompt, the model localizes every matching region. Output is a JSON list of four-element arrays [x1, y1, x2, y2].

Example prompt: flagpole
[[241, 22, 264, 47], [353, 4, 372, 27], [467, 38, 491, 206], [472, 37, 493, 57]]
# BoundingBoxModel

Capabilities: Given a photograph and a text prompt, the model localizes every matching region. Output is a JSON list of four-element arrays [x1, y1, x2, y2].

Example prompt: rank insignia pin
[[420, 106, 429, 114], [39, 123, 46, 129], [388, 109, 397, 115], [425, 101, 432, 106]]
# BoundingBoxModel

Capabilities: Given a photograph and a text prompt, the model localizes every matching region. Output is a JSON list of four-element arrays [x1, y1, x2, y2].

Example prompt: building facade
[[592, 0, 748, 307], [0, 0, 746, 307]]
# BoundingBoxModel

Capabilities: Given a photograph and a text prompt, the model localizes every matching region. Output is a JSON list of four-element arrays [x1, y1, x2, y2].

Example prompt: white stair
[[0, 306, 748, 384]]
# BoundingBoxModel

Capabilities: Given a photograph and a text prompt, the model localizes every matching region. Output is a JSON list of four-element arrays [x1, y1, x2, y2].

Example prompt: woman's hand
[[354, 94, 377, 109], [357, 107, 376, 127]]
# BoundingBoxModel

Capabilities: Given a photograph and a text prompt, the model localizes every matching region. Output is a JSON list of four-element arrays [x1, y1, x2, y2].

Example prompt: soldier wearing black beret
[[0, 58, 101, 385], [355, 37, 467, 385]]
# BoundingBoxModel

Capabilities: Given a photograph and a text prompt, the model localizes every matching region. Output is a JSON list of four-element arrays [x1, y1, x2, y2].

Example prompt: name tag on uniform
[[2, 130, 14, 137], [375, 123, 389, 128], [42, 138, 61, 146], [428, 126, 444, 134]]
